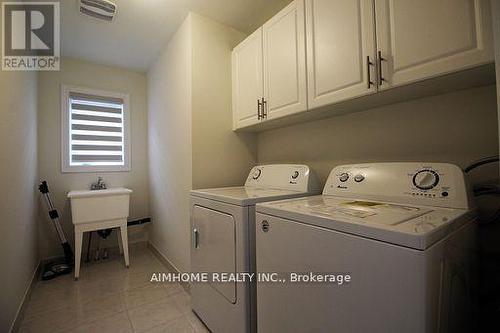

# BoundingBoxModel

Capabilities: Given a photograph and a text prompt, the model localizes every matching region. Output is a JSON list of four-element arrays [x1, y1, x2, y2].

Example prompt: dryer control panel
[[323, 163, 471, 209], [245, 164, 320, 193]]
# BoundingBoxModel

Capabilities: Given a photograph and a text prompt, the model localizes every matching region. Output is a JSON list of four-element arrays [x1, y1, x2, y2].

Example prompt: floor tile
[[83, 257, 125, 280], [144, 315, 195, 333], [127, 298, 184, 332], [121, 283, 177, 310], [186, 311, 211, 333], [24, 285, 80, 319], [19, 306, 79, 333], [169, 290, 191, 314], [25, 274, 127, 320], [20, 292, 125, 332], [67, 311, 133, 333], [20, 247, 187, 333], [76, 293, 126, 323]]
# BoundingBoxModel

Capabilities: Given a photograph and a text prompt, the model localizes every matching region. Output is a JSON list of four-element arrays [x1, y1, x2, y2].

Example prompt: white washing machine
[[190, 164, 320, 333], [255, 162, 477, 333]]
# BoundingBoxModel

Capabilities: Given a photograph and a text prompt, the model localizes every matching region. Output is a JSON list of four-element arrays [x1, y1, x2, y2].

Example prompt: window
[[61, 85, 130, 172]]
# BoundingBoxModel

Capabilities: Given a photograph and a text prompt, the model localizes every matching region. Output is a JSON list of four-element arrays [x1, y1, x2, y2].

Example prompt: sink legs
[[73, 219, 130, 280], [117, 230, 123, 254], [74, 229, 83, 280], [120, 225, 130, 268]]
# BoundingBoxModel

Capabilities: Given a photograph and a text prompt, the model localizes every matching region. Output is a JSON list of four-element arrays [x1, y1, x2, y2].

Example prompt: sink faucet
[[91, 177, 107, 190]]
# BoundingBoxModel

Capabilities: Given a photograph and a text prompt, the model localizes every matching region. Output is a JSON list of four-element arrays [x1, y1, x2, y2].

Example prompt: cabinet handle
[[378, 51, 386, 86], [262, 97, 267, 119], [366, 56, 374, 89], [193, 228, 199, 249], [257, 99, 262, 120]]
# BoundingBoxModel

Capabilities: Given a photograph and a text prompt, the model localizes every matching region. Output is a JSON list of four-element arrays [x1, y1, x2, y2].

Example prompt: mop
[[38, 181, 74, 280]]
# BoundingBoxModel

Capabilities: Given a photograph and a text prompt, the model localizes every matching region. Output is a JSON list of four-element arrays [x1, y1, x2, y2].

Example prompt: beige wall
[[148, 13, 257, 273], [0, 70, 38, 331], [38, 58, 149, 259], [148, 15, 193, 273], [191, 12, 256, 189], [258, 85, 499, 185]]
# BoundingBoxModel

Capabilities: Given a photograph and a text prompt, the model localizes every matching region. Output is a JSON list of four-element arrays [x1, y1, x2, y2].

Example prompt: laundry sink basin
[[67, 187, 132, 225], [68, 187, 133, 279]]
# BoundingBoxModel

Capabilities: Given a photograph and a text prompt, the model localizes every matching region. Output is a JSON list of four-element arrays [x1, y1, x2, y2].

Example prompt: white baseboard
[[147, 241, 190, 293], [10, 261, 41, 333]]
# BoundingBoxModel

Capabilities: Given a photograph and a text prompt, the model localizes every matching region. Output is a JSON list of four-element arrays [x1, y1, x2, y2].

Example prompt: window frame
[[61, 85, 131, 173]]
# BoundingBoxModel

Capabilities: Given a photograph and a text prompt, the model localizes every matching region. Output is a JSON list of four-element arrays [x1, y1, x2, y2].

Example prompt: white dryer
[[190, 164, 320, 333], [256, 162, 477, 333]]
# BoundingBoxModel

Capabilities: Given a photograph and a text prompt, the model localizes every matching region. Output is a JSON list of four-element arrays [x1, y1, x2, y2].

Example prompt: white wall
[[258, 85, 499, 184], [148, 15, 193, 273], [37, 58, 149, 259], [0, 70, 38, 332], [190, 13, 256, 189], [148, 13, 257, 273]]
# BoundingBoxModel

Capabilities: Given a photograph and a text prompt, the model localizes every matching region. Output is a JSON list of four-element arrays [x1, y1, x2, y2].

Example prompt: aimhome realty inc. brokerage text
[[150, 272, 352, 285]]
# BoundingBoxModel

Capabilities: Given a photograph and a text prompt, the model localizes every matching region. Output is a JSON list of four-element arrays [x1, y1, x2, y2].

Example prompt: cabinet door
[[262, 0, 307, 120], [375, 0, 494, 90], [306, 0, 377, 109], [232, 28, 263, 130]]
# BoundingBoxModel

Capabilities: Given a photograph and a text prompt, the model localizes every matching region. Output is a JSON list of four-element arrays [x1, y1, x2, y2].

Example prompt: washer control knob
[[412, 170, 439, 190], [339, 173, 349, 182], [252, 168, 262, 180], [291, 171, 299, 179], [354, 174, 365, 183]]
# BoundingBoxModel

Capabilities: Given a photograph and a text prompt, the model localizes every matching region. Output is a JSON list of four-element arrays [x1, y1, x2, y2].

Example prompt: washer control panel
[[324, 163, 470, 209], [245, 164, 320, 193]]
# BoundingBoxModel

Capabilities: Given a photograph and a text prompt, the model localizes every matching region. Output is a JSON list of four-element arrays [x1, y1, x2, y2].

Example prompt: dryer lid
[[190, 186, 312, 206]]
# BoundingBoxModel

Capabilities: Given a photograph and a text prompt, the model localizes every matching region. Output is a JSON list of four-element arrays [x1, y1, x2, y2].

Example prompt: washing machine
[[190, 164, 320, 333], [255, 162, 477, 333]]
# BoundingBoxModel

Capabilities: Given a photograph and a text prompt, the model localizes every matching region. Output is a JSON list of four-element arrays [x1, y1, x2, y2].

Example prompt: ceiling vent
[[79, 0, 117, 22]]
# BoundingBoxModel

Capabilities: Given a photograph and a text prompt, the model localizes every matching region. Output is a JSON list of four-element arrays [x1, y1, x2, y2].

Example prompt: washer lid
[[256, 196, 474, 250], [190, 186, 312, 206]]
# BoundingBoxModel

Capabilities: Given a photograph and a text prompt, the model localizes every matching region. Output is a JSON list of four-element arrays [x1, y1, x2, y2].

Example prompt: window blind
[[69, 92, 125, 166]]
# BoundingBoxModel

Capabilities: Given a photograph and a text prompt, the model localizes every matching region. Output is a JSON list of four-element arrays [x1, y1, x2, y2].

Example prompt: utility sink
[[68, 187, 133, 280], [68, 187, 132, 224]]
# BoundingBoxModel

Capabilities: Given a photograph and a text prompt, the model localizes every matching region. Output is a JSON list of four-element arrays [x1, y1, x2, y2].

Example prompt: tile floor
[[19, 246, 209, 333]]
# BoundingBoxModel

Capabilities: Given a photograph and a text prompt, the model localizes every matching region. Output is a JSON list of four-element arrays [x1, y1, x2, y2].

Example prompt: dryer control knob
[[252, 169, 262, 180], [339, 173, 349, 182], [412, 170, 439, 190], [354, 174, 365, 182], [261, 220, 270, 232]]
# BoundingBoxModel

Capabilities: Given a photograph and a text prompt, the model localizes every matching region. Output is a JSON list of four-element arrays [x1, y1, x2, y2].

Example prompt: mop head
[[41, 259, 72, 280]]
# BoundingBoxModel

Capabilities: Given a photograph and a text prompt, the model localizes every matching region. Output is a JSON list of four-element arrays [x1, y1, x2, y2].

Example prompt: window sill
[[62, 165, 131, 173]]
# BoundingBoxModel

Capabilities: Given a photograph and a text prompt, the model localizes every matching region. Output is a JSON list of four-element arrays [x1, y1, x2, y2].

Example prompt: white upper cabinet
[[375, 0, 494, 90], [231, 0, 494, 130], [262, 0, 307, 121], [232, 28, 264, 130], [306, 0, 377, 109]]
